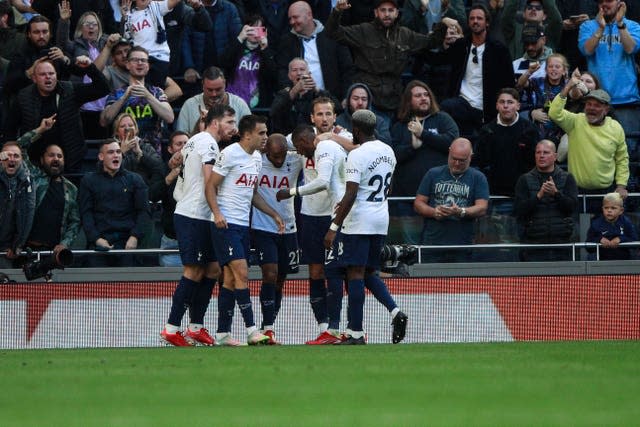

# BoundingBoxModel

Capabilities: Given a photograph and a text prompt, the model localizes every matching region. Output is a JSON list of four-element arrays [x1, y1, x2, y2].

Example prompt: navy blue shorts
[[300, 214, 331, 265], [324, 231, 345, 279], [252, 229, 299, 275], [211, 223, 250, 267], [173, 214, 217, 265], [340, 234, 385, 269]]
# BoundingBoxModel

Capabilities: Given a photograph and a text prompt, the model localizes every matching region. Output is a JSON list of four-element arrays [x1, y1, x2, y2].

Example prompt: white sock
[[327, 328, 340, 336], [350, 331, 364, 339], [247, 326, 258, 336], [188, 323, 203, 332], [391, 308, 400, 318], [263, 325, 274, 332], [318, 322, 329, 333], [165, 324, 179, 334], [215, 332, 229, 341]]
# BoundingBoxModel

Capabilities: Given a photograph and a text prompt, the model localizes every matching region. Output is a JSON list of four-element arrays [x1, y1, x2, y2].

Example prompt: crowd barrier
[[1, 275, 638, 349]]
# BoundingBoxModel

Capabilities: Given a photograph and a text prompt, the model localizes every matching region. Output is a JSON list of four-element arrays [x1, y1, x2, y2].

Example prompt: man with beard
[[501, 0, 562, 60], [15, 115, 80, 255], [549, 79, 628, 212], [175, 66, 250, 136], [325, 0, 450, 116], [78, 139, 150, 266]]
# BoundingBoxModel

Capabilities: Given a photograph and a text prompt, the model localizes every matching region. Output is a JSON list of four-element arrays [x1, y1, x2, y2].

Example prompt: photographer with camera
[[15, 115, 80, 261]]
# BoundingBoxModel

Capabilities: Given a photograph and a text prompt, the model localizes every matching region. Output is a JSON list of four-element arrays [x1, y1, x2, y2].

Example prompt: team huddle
[[160, 98, 408, 346]]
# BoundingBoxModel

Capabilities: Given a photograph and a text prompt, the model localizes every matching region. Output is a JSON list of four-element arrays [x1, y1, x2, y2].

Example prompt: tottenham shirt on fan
[[212, 143, 262, 227], [341, 140, 397, 235], [252, 152, 303, 234], [174, 131, 220, 221], [124, 0, 171, 61]]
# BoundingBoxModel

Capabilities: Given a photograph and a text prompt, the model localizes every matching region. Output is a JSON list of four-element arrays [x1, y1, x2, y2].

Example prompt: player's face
[[496, 93, 519, 123], [41, 145, 65, 177], [202, 78, 226, 107], [374, 3, 399, 28], [349, 88, 369, 112], [534, 143, 556, 171], [468, 9, 488, 35], [524, 1, 546, 22], [33, 62, 57, 94], [28, 22, 50, 48], [293, 134, 315, 158], [311, 103, 335, 133], [410, 86, 431, 116], [584, 99, 609, 125], [248, 123, 268, 152], [112, 45, 130, 69], [0, 145, 22, 176], [126, 52, 150, 79], [448, 144, 472, 175], [99, 142, 122, 174], [545, 57, 565, 85], [217, 113, 238, 143], [168, 135, 188, 154], [602, 200, 623, 222]]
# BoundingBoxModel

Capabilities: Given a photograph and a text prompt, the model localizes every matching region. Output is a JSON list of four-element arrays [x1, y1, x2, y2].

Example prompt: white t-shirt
[[124, 0, 172, 62], [341, 140, 397, 235], [460, 43, 484, 110], [212, 143, 262, 227], [174, 131, 220, 221], [252, 152, 303, 234]]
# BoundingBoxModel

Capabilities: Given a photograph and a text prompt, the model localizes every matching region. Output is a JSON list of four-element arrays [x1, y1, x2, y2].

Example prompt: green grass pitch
[[1, 341, 639, 426]]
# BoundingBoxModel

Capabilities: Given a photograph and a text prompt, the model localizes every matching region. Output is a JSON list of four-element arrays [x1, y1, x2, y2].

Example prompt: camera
[[380, 244, 418, 271], [20, 248, 74, 281]]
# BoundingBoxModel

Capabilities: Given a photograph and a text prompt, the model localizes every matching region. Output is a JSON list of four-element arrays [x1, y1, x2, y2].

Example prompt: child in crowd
[[586, 193, 638, 260]]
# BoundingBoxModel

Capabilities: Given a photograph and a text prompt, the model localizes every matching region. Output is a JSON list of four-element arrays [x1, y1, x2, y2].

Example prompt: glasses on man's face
[[471, 47, 478, 64], [128, 57, 148, 64], [82, 21, 98, 28], [526, 4, 543, 11]]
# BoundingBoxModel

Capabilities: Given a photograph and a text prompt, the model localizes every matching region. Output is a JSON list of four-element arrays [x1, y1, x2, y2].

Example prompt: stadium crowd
[[1, 0, 640, 274]]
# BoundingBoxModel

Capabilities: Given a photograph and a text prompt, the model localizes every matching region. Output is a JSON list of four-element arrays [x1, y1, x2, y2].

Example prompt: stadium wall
[[1, 275, 638, 349]]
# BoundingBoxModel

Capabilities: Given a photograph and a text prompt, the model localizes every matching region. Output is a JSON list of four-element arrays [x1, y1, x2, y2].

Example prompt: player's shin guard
[[168, 276, 198, 326], [365, 274, 397, 312], [347, 279, 365, 332], [309, 278, 328, 324], [217, 286, 235, 333], [260, 282, 276, 328], [235, 288, 255, 328], [189, 277, 216, 325], [326, 277, 344, 330]]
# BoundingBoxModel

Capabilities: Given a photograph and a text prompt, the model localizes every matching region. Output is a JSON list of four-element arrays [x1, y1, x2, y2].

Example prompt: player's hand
[[276, 189, 292, 201], [273, 215, 285, 234], [214, 212, 228, 229], [125, 236, 138, 250], [324, 230, 336, 249], [96, 238, 113, 250]]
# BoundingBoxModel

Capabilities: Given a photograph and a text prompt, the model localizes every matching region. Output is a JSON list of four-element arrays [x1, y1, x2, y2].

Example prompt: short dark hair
[[244, 13, 264, 26], [27, 15, 51, 33], [99, 138, 119, 150], [169, 130, 189, 143], [292, 124, 315, 143], [238, 114, 267, 137], [497, 87, 520, 100], [110, 39, 131, 56], [205, 104, 235, 127], [0, 2, 13, 24], [202, 66, 225, 81], [127, 45, 149, 59]]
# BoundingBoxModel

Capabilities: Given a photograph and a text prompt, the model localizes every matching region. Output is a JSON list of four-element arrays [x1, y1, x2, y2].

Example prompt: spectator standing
[[501, 0, 562, 60], [5, 56, 110, 173], [163, 0, 212, 77], [16, 115, 80, 256], [514, 139, 578, 261], [548, 80, 629, 210], [586, 192, 638, 260], [275, 1, 353, 103], [389, 80, 459, 244], [414, 138, 489, 262], [175, 66, 250, 135], [0, 1, 26, 59], [79, 139, 150, 266], [0, 141, 35, 268]]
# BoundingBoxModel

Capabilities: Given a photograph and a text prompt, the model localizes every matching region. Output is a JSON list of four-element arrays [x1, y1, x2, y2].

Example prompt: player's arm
[[324, 181, 358, 249], [316, 132, 358, 151], [205, 171, 227, 228], [252, 190, 285, 233], [276, 151, 331, 200]]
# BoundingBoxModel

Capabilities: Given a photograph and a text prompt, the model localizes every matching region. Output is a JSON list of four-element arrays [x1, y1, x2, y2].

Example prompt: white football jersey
[[252, 152, 303, 234], [341, 140, 396, 235], [212, 143, 262, 227], [174, 131, 219, 221]]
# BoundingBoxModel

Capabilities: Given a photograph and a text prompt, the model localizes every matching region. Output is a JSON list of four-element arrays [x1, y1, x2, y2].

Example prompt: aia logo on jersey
[[259, 175, 291, 189], [305, 157, 315, 169], [129, 19, 152, 33], [235, 173, 258, 187]]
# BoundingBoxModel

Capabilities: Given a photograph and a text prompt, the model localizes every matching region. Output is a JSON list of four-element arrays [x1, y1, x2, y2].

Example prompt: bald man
[[414, 138, 489, 262], [251, 133, 304, 344]]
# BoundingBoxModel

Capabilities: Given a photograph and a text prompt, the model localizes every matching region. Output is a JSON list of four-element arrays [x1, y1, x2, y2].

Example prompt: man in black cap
[[501, 0, 562, 60], [513, 23, 554, 86]]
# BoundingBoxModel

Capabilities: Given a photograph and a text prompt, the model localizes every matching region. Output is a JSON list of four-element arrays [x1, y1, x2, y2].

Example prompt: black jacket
[[0, 166, 35, 252]]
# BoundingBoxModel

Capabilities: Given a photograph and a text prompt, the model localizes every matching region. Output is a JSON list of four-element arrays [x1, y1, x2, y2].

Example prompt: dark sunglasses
[[471, 47, 478, 64], [526, 4, 543, 11]]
